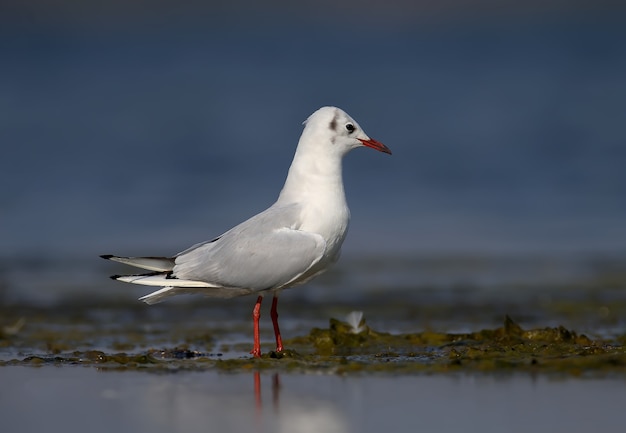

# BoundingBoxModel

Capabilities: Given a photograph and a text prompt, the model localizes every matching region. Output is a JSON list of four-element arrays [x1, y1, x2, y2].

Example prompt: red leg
[[270, 295, 284, 353], [250, 295, 263, 358]]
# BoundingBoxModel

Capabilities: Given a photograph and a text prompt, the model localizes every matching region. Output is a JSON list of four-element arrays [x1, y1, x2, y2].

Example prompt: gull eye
[[345, 123, 355, 133]]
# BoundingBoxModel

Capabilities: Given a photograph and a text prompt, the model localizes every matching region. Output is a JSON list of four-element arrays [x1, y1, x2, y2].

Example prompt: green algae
[[1, 301, 624, 376], [3, 281, 626, 375], [279, 314, 626, 375]]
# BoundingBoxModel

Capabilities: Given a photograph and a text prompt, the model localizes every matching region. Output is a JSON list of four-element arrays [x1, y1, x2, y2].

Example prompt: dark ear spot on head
[[329, 117, 337, 131]]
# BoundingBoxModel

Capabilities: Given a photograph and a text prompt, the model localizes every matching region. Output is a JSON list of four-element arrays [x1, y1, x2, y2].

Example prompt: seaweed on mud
[[1, 307, 624, 375]]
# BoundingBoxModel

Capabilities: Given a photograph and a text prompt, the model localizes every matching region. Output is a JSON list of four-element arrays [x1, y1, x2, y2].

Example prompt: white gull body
[[102, 106, 391, 356]]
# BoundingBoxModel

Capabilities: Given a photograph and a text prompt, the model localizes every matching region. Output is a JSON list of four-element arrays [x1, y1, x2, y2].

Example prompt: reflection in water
[[253, 372, 278, 430], [253, 371, 282, 415], [252, 371, 347, 433], [3, 367, 626, 433], [125, 370, 349, 433]]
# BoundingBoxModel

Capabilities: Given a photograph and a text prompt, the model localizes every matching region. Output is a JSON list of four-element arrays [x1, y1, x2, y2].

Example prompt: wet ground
[[2, 256, 626, 432], [2, 297, 625, 375]]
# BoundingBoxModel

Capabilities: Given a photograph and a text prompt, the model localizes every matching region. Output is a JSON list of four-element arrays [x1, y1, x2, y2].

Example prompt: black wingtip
[[100, 254, 114, 260], [109, 275, 121, 280]]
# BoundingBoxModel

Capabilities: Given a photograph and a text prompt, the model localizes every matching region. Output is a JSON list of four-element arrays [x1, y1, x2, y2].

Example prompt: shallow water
[[2, 265, 625, 432], [3, 367, 626, 433]]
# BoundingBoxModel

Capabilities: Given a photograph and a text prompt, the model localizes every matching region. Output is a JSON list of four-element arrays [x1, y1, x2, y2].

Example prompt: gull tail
[[100, 255, 175, 272], [137, 286, 206, 305], [111, 272, 214, 288], [108, 272, 217, 304], [102, 254, 218, 304]]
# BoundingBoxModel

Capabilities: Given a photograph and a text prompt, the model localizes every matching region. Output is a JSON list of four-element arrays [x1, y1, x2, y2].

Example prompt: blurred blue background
[[1, 1, 625, 303]]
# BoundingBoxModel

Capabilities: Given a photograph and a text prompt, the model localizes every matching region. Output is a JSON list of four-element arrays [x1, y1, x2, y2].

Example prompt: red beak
[[358, 138, 392, 155]]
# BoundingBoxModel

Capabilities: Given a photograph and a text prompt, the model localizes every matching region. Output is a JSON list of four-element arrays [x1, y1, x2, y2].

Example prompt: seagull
[[101, 106, 391, 357]]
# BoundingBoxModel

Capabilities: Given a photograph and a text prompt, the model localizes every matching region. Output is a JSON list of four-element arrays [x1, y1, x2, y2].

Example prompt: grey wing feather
[[173, 204, 326, 291], [101, 255, 175, 272]]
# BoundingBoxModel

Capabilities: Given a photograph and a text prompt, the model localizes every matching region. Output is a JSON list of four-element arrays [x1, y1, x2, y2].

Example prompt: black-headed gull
[[101, 106, 391, 357]]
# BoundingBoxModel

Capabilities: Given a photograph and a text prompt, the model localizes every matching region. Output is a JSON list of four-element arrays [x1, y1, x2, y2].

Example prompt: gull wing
[[100, 255, 175, 272], [173, 203, 326, 291]]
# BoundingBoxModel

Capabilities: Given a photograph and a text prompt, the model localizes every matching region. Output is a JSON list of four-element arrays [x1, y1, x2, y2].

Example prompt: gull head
[[301, 106, 392, 157]]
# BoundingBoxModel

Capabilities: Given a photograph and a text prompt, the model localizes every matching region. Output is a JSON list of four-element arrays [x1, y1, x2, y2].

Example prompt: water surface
[[3, 367, 625, 433]]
